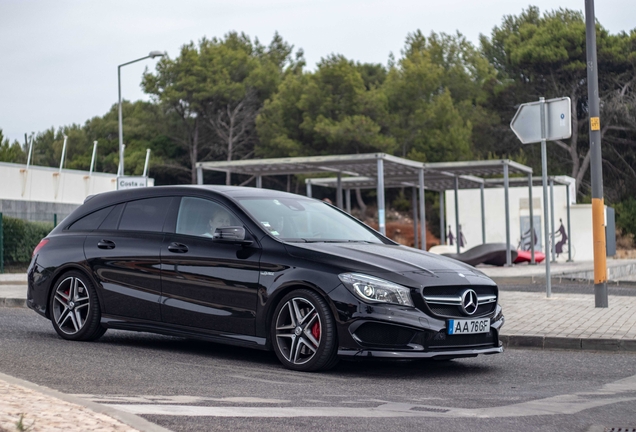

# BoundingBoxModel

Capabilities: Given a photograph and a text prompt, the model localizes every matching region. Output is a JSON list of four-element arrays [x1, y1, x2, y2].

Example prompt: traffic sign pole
[[585, 0, 608, 307], [539, 98, 552, 298]]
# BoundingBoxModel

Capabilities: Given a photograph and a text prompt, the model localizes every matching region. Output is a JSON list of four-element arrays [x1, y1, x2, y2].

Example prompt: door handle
[[97, 240, 116, 249], [168, 242, 188, 253]]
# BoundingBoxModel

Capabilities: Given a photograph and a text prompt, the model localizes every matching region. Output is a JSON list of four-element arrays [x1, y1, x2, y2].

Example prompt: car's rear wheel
[[271, 289, 339, 372], [49, 271, 106, 341]]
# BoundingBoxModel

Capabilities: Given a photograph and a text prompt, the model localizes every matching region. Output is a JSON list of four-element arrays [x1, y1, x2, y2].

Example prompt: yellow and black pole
[[585, 0, 608, 307]]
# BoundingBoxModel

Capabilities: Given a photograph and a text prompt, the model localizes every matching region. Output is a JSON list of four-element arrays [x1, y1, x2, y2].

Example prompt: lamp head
[[149, 51, 164, 59]]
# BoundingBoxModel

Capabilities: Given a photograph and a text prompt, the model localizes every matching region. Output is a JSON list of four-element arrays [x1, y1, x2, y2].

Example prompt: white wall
[[444, 179, 596, 262], [0, 162, 154, 205]]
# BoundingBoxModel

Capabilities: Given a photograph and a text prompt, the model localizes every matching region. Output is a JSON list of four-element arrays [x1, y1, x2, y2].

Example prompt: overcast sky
[[1, 0, 633, 145]]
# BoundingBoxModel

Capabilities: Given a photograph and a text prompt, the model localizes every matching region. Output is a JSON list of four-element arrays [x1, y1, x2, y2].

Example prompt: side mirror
[[213, 226, 252, 245]]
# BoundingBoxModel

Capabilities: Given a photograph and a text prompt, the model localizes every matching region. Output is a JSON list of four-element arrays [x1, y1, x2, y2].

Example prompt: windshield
[[237, 197, 383, 243]]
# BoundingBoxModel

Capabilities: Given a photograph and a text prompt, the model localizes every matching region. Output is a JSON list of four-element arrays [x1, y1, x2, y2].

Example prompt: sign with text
[[117, 176, 148, 190], [510, 97, 572, 144]]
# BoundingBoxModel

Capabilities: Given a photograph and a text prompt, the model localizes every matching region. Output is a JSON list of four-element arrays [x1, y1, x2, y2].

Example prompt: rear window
[[118, 197, 172, 232]]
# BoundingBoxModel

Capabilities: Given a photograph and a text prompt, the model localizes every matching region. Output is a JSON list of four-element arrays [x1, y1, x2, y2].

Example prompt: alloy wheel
[[52, 276, 91, 335], [275, 297, 322, 365]]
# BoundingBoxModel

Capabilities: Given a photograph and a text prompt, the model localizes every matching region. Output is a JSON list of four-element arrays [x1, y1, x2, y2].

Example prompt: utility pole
[[585, 0, 608, 307]]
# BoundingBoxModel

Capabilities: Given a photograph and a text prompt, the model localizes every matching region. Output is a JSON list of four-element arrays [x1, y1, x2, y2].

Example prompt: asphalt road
[[1, 307, 635, 432]]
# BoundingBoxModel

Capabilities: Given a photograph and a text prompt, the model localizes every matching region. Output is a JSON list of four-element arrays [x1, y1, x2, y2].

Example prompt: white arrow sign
[[510, 97, 572, 144]]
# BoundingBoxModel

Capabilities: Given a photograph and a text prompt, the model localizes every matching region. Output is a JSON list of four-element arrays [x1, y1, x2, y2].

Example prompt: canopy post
[[566, 182, 573, 262], [454, 176, 460, 254], [256, 176, 262, 188], [419, 169, 426, 250], [196, 166, 203, 185], [439, 191, 445, 245], [529, 173, 536, 265], [480, 183, 486, 244], [336, 172, 343, 209], [345, 189, 351, 214], [412, 187, 419, 249], [550, 177, 556, 262], [504, 163, 511, 266], [377, 158, 386, 235]]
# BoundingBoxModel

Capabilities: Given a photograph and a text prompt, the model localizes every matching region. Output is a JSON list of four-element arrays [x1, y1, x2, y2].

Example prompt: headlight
[[338, 273, 414, 307]]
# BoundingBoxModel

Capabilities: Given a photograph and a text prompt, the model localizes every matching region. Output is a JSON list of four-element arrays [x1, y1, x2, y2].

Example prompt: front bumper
[[331, 285, 505, 359], [338, 343, 504, 359]]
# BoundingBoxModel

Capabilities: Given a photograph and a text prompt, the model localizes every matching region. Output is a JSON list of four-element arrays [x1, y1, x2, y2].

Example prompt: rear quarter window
[[67, 206, 113, 231]]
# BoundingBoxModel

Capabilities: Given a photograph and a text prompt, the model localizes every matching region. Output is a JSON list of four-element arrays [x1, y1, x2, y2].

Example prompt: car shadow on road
[[93, 330, 496, 379]]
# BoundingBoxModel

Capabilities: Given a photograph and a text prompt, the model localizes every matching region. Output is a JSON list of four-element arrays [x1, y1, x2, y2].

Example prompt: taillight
[[33, 239, 49, 257]]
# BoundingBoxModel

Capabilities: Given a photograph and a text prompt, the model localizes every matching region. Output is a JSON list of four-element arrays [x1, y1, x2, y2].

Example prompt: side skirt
[[101, 315, 270, 351]]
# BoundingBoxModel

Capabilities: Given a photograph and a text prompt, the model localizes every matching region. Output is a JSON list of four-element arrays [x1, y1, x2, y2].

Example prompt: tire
[[49, 271, 106, 341], [271, 289, 339, 372]]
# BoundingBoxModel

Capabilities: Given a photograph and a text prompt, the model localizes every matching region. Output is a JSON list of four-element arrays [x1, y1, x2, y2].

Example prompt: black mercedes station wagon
[[27, 186, 504, 371]]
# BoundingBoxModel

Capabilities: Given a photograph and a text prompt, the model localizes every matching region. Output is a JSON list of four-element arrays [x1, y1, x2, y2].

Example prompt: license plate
[[447, 318, 490, 335]]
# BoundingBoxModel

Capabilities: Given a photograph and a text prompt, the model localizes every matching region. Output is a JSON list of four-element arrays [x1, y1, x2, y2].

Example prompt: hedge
[[1, 216, 54, 265]]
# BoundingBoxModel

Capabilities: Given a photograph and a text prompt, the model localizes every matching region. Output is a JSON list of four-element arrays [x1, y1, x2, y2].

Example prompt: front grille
[[428, 304, 494, 317], [353, 322, 415, 347], [419, 285, 498, 319]]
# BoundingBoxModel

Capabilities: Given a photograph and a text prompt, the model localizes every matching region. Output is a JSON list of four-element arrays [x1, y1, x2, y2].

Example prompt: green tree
[[480, 7, 636, 197], [0, 129, 26, 163], [197, 32, 295, 184], [144, 32, 297, 184], [383, 31, 475, 162], [143, 42, 205, 184], [256, 55, 396, 158]]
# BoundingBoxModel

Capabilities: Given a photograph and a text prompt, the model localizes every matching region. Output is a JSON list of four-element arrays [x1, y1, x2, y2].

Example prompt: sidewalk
[[1, 270, 634, 431]]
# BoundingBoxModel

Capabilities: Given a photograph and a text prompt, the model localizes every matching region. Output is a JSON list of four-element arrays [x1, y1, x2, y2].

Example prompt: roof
[[197, 153, 534, 191], [197, 153, 423, 177]]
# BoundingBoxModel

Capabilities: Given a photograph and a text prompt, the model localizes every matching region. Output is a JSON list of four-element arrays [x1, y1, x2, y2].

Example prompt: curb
[[0, 371, 172, 432], [492, 276, 636, 287], [501, 335, 636, 352], [1, 298, 27, 308]]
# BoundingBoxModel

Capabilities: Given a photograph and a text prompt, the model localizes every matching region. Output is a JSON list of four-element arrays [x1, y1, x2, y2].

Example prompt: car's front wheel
[[271, 289, 339, 371], [49, 271, 106, 341]]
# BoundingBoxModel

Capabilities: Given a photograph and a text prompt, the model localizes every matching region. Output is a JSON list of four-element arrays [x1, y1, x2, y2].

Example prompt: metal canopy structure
[[197, 154, 536, 266], [197, 153, 423, 178]]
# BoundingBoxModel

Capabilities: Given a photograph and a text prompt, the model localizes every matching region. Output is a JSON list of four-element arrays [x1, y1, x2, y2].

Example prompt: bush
[[1, 216, 54, 265], [616, 198, 636, 241], [392, 191, 411, 212]]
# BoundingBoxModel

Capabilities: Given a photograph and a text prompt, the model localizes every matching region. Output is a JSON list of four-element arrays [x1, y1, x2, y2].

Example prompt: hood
[[284, 241, 492, 283]]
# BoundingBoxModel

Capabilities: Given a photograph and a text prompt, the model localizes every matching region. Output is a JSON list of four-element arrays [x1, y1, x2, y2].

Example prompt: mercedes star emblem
[[460, 289, 479, 315]]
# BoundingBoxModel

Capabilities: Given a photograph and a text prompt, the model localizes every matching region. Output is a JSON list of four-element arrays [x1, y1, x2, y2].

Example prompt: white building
[[0, 162, 154, 222]]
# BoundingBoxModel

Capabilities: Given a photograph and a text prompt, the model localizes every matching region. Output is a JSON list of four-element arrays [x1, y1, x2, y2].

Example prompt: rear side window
[[119, 197, 172, 232], [68, 207, 113, 231]]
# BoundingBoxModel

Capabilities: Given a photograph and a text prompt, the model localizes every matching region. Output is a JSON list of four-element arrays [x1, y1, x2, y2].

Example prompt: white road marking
[[75, 395, 290, 404], [91, 374, 636, 419]]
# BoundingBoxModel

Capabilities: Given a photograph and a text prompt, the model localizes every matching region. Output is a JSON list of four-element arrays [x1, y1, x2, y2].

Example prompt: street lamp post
[[118, 51, 164, 176]]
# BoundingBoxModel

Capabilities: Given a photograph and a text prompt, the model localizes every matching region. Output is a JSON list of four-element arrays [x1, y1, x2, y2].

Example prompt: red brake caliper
[[311, 321, 320, 341]]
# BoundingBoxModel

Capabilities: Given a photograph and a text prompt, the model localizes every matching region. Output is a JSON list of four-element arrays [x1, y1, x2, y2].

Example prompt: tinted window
[[98, 203, 124, 230], [68, 206, 113, 231], [119, 198, 172, 232], [176, 197, 239, 238]]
